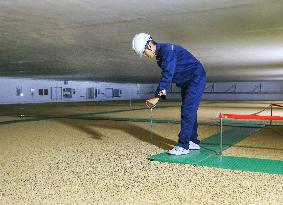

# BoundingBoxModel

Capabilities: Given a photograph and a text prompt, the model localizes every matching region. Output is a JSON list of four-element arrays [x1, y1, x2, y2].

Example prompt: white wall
[[203, 82, 283, 100], [137, 81, 283, 101], [0, 77, 139, 104], [1, 77, 283, 104]]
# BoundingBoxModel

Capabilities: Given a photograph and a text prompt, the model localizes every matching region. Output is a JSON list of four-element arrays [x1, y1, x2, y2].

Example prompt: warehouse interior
[[0, 0, 283, 204]]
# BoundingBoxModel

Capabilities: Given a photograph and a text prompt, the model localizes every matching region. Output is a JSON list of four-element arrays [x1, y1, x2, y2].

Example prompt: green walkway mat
[[149, 127, 283, 175]]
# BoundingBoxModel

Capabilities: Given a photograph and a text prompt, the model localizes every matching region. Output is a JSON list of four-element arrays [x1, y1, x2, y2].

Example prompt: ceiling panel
[[0, 0, 282, 82]]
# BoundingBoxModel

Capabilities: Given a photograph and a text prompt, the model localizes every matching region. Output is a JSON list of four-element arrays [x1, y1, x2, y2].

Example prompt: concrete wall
[[1, 77, 283, 104], [203, 82, 283, 101], [0, 77, 139, 104], [137, 81, 283, 101]]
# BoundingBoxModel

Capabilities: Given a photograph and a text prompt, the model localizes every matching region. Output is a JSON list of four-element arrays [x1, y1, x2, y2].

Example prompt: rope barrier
[[219, 113, 283, 121], [271, 103, 283, 108], [217, 103, 283, 156], [252, 104, 271, 115], [219, 103, 283, 121]]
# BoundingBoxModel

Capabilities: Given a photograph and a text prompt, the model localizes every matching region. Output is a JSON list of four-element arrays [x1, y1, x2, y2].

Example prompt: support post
[[220, 118, 223, 156], [149, 108, 153, 143], [129, 89, 132, 108], [270, 104, 273, 126]]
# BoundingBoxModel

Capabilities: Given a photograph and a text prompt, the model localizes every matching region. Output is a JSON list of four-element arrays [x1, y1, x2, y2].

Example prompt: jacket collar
[[156, 43, 161, 54], [156, 43, 161, 59]]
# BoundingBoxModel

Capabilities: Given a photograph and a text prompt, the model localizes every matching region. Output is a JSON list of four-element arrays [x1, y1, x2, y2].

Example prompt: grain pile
[[0, 101, 283, 204]]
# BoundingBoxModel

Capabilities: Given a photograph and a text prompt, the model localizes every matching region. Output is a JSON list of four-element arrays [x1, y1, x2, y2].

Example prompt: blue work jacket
[[155, 43, 205, 97]]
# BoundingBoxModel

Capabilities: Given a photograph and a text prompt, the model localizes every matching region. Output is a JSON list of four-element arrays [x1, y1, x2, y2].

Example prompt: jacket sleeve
[[155, 47, 176, 98]]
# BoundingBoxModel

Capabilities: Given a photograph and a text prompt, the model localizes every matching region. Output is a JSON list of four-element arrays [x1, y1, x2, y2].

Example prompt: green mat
[[149, 127, 283, 175]]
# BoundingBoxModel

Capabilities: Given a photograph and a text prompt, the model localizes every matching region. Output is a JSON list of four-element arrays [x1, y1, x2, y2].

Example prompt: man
[[132, 33, 206, 155]]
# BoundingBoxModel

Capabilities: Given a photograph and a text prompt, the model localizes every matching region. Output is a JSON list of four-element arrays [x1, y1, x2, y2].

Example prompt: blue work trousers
[[177, 68, 206, 149]]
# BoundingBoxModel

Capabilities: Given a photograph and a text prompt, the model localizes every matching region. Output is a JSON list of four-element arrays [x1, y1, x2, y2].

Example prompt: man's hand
[[146, 97, 159, 108]]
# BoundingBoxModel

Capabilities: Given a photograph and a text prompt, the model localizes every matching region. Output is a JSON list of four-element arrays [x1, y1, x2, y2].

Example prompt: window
[[44, 89, 48, 95], [39, 89, 49, 96], [63, 88, 72, 98], [113, 89, 121, 97]]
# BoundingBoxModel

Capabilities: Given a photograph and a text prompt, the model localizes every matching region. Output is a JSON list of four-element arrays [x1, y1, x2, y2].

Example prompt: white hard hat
[[132, 33, 152, 57]]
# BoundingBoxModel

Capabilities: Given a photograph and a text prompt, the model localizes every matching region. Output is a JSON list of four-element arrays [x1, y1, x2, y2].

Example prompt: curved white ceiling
[[0, 0, 282, 82]]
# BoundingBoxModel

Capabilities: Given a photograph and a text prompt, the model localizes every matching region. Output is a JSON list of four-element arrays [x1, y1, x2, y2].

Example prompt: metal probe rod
[[146, 102, 156, 143], [149, 107, 153, 143]]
